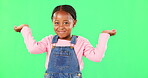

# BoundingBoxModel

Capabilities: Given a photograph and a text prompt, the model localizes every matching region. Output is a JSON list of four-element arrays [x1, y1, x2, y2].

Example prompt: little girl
[[14, 5, 116, 78]]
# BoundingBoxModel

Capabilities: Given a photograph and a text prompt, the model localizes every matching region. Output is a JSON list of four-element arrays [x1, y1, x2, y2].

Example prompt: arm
[[21, 26, 48, 54], [83, 33, 110, 62]]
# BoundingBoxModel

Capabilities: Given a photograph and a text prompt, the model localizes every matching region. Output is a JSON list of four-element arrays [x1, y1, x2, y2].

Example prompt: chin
[[57, 34, 67, 39]]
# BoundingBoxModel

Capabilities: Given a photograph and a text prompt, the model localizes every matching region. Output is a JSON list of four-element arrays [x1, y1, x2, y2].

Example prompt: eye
[[54, 22, 59, 25], [64, 22, 69, 24]]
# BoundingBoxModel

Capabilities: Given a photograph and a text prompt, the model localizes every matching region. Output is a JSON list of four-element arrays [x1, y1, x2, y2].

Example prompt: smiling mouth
[[58, 31, 66, 33]]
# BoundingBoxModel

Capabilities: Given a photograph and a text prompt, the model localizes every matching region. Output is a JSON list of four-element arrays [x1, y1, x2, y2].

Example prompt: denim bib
[[44, 35, 82, 78]]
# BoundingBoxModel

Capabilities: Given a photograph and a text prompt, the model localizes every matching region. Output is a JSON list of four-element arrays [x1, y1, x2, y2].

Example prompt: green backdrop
[[0, 0, 148, 78]]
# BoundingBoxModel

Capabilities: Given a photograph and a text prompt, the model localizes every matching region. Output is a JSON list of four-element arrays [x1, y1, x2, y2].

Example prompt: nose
[[58, 24, 65, 30], [59, 23, 63, 27], [59, 26, 65, 30]]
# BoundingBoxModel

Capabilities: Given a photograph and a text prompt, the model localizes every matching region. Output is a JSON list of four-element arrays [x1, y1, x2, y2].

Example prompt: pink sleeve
[[83, 33, 110, 62], [21, 26, 50, 54]]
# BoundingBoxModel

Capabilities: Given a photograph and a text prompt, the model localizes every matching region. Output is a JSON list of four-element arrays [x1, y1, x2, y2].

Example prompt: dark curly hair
[[51, 5, 77, 20]]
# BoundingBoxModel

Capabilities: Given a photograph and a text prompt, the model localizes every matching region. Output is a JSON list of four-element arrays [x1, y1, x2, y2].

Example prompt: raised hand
[[102, 29, 116, 36], [14, 24, 29, 32]]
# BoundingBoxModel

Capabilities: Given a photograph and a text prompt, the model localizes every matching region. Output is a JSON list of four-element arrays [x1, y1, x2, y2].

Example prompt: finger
[[14, 27, 17, 30], [17, 26, 23, 29], [14, 26, 17, 28], [113, 32, 116, 35], [112, 30, 116, 33], [20, 24, 28, 27]]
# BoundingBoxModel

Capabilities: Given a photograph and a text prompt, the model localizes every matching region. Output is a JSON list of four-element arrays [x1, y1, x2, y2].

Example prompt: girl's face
[[52, 11, 76, 40]]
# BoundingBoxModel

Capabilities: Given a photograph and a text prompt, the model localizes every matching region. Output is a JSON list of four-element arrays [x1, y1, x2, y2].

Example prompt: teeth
[[59, 31, 65, 33]]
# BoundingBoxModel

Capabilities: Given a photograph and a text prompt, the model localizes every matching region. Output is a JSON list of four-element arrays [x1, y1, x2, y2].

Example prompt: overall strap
[[70, 35, 78, 44], [52, 35, 59, 44]]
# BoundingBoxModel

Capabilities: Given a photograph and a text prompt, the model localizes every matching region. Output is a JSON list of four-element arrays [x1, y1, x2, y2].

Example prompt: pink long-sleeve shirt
[[21, 26, 110, 71]]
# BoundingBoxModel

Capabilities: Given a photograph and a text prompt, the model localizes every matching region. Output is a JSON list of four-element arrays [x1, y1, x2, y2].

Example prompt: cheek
[[54, 26, 57, 30], [54, 26, 58, 29], [69, 23, 74, 28], [66, 27, 72, 32]]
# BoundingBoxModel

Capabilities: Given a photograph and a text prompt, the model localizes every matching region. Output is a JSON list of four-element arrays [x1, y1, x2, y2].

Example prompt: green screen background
[[0, 0, 148, 78]]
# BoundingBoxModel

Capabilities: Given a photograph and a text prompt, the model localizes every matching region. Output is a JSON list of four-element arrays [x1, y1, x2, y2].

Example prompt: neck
[[59, 35, 72, 40]]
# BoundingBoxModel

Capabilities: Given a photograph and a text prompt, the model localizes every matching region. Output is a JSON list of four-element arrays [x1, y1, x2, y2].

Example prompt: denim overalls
[[44, 35, 82, 78]]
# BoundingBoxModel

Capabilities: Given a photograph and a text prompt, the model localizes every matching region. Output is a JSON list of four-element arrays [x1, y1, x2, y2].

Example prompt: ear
[[73, 20, 77, 27]]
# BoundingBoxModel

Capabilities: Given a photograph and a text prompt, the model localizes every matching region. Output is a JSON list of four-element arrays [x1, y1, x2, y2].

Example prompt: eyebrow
[[54, 20, 69, 21], [54, 20, 59, 21], [63, 20, 69, 21]]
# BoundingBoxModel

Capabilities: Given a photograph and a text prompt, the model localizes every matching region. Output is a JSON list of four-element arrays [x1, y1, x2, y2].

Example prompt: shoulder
[[76, 36, 91, 47], [44, 35, 54, 39], [41, 35, 54, 43], [77, 36, 89, 43]]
